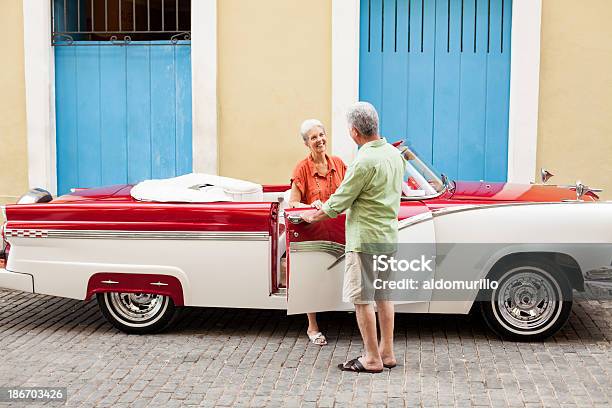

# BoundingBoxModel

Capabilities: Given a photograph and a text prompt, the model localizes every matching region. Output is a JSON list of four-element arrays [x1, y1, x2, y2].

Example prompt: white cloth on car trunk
[[130, 173, 263, 202]]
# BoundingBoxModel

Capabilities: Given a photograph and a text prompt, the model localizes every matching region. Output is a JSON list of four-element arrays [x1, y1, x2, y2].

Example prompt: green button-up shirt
[[322, 138, 406, 253]]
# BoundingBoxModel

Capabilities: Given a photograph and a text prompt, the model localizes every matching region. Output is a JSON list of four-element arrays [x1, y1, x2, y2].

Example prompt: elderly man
[[301, 102, 405, 373]]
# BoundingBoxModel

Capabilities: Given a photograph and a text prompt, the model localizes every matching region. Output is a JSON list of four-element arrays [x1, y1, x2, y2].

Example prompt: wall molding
[[22, 0, 56, 193], [191, 0, 218, 175], [507, 0, 542, 183], [331, 0, 360, 164], [331, 0, 542, 182]]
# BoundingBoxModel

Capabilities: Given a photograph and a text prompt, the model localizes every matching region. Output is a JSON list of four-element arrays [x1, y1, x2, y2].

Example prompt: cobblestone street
[[0, 289, 610, 407]]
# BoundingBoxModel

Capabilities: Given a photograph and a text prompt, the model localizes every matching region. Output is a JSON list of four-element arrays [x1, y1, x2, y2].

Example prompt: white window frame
[[22, 0, 218, 195], [23, 0, 56, 193], [192, 0, 218, 175], [332, 0, 542, 183]]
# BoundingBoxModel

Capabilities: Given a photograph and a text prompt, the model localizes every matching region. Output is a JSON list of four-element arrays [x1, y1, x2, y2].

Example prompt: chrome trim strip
[[398, 212, 433, 231], [399, 201, 612, 231], [5, 229, 270, 241], [289, 240, 345, 257], [271, 287, 287, 298], [585, 267, 612, 281], [429, 200, 611, 219]]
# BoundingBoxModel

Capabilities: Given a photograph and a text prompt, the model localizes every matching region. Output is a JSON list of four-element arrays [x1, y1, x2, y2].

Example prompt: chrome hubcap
[[495, 269, 560, 332], [109, 292, 164, 322]]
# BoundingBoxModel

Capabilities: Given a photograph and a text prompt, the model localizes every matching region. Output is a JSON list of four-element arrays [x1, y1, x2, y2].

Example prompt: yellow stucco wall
[[0, 0, 29, 206], [537, 0, 612, 199], [4, 0, 610, 203], [217, 0, 332, 184]]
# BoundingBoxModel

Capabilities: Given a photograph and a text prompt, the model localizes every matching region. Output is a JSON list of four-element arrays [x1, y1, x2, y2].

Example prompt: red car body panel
[[450, 181, 596, 202], [262, 184, 291, 193], [86, 272, 185, 306], [48, 179, 590, 205], [282, 179, 593, 244], [5, 201, 276, 232], [51, 184, 129, 202], [284, 200, 434, 245], [6, 179, 590, 236]]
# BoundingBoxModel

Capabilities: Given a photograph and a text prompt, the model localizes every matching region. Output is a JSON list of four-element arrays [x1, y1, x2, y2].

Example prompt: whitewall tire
[[480, 259, 573, 341], [97, 292, 178, 334]]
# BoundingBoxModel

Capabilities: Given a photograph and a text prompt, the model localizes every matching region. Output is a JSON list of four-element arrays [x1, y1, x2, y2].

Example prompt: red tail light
[[1, 214, 6, 247], [1, 206, 8, 266], [0, 226, 6, 269]]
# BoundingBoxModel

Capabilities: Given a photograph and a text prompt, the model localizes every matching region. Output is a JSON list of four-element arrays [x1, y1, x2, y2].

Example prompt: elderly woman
[[283, 119, 347, 346], [289, 119, 347, 208]]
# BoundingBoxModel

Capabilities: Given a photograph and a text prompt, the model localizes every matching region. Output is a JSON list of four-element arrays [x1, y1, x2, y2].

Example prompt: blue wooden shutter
[[360, 0, 512, 181], [55, 41, 193, 195]]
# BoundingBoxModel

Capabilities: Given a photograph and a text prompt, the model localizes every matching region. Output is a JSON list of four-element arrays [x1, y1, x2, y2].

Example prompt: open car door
[[284, 203, 436, 315], [284, 211, 350, 315]]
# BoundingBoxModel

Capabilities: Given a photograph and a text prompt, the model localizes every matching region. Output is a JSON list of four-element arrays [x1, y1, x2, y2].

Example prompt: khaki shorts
[[343, 251, 392, 304]]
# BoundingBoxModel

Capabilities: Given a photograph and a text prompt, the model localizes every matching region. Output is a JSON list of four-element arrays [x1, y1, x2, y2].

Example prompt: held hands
[[288, 200, 322, 210], [288, 202, 310, 209], [301, 200, 323, 223], [310, 200, 323, 210], [301, 211, 316, 224], [291, 200, 327, 223], [301, 208, 330, 224]]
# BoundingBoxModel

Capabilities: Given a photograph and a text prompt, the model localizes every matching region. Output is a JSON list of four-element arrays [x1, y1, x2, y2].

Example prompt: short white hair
[[347, 101, 379, 137], [299, 119, 325, 143]]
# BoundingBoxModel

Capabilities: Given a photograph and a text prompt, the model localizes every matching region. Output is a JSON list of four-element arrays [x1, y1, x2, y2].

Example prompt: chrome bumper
[[0, 268, 34, 293], [584, 267, 612, 298]]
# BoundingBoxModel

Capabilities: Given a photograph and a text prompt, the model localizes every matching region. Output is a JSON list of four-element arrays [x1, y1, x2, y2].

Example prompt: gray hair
[[346, 101, 379, 137], [299, 119, 325, 143]]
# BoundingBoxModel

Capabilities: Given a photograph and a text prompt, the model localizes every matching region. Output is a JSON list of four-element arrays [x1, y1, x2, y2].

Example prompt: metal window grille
[[365, 0, 507, 54], [51, 0, 191, 46]]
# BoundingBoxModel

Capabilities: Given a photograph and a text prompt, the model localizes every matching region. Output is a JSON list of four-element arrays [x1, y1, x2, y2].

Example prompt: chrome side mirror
[[562, 180, 603, 201], [540, 168, 554, 183], [441, 174, 449, 188], [577, 181, 603, 200], [575, 181, 586, 200]]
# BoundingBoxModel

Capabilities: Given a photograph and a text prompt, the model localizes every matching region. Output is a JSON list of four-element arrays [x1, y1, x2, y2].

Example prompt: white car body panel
[[287, 211, 436, 315], [0, 268, 34, 293], [428, 202, 612, 313], [6, 235, 286, 309], [287, 249, 352, 314], [1, 202, 610, 316]]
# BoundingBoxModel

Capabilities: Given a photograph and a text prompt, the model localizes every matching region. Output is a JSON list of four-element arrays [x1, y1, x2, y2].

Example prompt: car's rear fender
[[86, 272, 185, 306]]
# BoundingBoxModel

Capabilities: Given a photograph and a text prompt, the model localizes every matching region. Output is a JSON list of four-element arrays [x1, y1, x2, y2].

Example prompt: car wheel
[[97, 292, 178, 334], [480, 259, 573, 341]]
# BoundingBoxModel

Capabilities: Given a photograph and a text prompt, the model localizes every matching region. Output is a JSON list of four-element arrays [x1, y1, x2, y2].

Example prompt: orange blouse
[[291, 154, 347, 205]]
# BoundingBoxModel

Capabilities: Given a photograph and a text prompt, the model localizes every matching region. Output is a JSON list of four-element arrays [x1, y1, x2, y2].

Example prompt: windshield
[[400, 146, 446, 198]]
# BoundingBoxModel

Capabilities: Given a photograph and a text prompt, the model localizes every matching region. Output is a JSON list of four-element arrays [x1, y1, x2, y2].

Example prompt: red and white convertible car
[[1, 146, 610, 340]]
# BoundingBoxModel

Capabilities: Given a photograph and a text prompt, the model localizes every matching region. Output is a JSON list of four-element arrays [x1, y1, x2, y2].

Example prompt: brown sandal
[[338, 358, 383, 374]]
